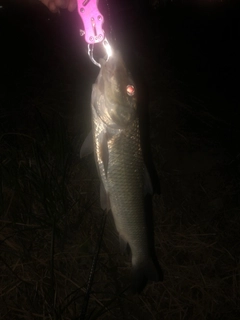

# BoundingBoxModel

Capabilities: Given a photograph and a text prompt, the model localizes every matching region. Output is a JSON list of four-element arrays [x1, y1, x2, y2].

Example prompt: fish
[[81, 50, 160, 292]]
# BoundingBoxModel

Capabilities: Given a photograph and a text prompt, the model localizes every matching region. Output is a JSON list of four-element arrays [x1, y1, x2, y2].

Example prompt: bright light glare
[[103, 39, 112, 58]]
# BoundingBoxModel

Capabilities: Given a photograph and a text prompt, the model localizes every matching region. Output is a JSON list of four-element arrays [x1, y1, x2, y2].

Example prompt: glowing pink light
[[77, 0, 105, 44]]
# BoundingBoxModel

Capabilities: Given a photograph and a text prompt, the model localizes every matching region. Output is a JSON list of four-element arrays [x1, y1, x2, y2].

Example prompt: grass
[[0, 108, 96, 319], [1, 85, 239, 320]]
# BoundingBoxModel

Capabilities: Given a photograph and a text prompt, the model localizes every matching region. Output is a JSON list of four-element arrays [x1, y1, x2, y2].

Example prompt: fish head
[[94, 51, 137, 128]]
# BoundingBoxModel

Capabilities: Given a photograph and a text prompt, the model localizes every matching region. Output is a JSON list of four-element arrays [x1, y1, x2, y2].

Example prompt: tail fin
[[131, 258, 163, 293]]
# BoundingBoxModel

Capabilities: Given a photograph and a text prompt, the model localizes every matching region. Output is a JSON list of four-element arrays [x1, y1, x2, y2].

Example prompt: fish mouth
[[99, 58, 106, 68]]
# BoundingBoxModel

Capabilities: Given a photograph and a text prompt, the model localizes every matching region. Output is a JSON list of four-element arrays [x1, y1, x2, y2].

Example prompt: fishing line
[[79, 211, 107, 320]]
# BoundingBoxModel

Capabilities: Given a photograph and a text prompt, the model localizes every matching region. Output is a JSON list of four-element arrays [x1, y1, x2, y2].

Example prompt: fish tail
[[131, 258, 161, 293]]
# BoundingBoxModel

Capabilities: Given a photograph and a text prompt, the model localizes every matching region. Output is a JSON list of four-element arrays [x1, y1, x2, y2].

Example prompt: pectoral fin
[[80, 131, 93, 158]]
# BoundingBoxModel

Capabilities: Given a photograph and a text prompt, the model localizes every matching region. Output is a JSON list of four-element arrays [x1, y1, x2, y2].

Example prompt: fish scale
[[106, 120, 149, 258], [82, 50, 160, 292]]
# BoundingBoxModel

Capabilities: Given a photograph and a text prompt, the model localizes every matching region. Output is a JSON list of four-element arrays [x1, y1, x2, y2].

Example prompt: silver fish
[[81, 50, 159, 292]]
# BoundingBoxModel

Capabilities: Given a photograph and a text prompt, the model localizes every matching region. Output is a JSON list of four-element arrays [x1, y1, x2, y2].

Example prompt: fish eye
[[126, 85, 135, 96]]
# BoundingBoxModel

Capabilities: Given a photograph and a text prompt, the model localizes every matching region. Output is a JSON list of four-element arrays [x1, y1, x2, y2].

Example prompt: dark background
[[1, 0, 239, 151]]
